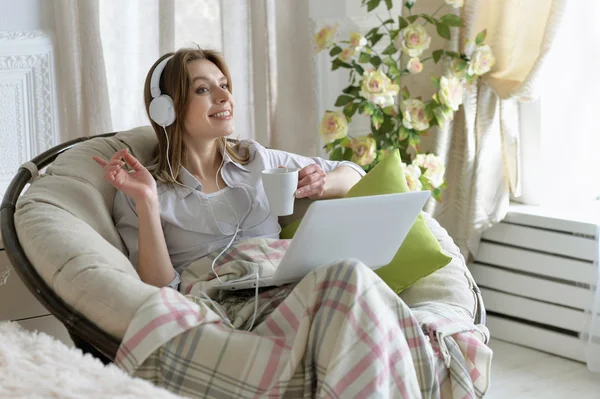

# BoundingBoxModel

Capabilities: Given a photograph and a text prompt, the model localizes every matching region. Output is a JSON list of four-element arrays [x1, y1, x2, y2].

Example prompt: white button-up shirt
[[113, 140, 365, 287]]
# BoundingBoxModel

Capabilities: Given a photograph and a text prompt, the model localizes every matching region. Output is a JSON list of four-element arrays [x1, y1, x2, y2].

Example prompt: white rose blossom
[[445, 0, 464, 9], [402, 163, 423, 191], [401, 99, 430, 131], [395, 24, 431, 58], [349, 32, 367, 52], [406, 57, 423, 74], [359, 70, 400, 108], [437, 75, 463, 111], [468, 44, 496, 76], [414, 154, 445, 188], [464, 40, 476, 58]]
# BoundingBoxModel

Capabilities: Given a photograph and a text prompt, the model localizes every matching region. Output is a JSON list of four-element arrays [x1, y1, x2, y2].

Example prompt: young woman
[[93, 47, 364, 290]]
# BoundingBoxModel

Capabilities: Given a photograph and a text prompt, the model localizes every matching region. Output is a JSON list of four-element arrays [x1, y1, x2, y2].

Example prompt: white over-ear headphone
[[149, 55, 176, 127]]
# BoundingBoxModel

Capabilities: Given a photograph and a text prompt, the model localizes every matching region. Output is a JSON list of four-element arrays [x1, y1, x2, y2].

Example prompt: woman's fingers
[[110, 148, 128, 161], [94, 148, 127, 168], [298, 171, 321, 187], [296, 176, 326, 198], [122, 151, 145, 172], [92, 156, 108, 168]]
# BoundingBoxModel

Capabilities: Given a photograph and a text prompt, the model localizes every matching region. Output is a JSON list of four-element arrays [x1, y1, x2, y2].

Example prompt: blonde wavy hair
[[143, 47, 249, 184]]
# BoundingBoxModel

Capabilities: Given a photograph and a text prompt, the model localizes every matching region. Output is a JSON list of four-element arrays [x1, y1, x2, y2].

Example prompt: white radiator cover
[[470, 203, 600, 362]]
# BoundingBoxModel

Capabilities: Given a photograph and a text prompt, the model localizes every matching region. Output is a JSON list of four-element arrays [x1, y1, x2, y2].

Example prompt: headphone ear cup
[[149, 95, 176, 126]]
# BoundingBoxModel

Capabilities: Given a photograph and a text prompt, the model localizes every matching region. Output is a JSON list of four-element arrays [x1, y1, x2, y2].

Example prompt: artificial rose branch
[[314, 0, 495, 201]]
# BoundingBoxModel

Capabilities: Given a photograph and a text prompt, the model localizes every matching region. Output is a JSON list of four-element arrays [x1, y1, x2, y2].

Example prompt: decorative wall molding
[[0, 31, 46, 41], [0, 30, 59, 198]]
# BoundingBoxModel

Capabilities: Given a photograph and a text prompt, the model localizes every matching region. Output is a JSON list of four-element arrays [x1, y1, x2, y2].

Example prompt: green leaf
[[352, 61, 365, 75], [357, 101, 368, 114], [421, 14, 436, 24], [372, 109, 385, 130], [432, 49, 444, 63], [342, 85, 360, 96], [342, 147, 354, 161], [364, 102, 376, 116], [343, 102, 358, 119], [404, 0, 414, 9], [398, 126, 411, 141], [382, 18, 394, 25], [367, 0, 381, 12], [332, 59, 353, 71], [335, 95, 354, 106], [379, 114, 395, 133], [331, 147, 343, 160], [332, 59, 342, 71], [408, 133, 420, 148], [366, 27, 379, 38], [424, 101, 436, 120], [390, 29, 400, 40], [440, 13, 464, 27], [384, 0, 393, 10], [325, 142, 336, 152], [401, 86, 410, 100], [436, 22, 451, 40], [407, 15, 419, 23], [398, 17, 409, 30], [445, 50, 460, 58], [358, 52, 371, 63], [370, 33, 384, 47], [431, 76, 440, 89], [389, 64, 401, 77], [382, 43, 397, 55], [382, 105, 395, 116], [383, 57, 397, 67], [329, 45, 342, 57], [370, 55, 382, 68], [476, 29, 487, 45]]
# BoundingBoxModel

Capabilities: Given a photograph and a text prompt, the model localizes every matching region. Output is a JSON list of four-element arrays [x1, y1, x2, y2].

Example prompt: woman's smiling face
[[183, 59, 235, 140]]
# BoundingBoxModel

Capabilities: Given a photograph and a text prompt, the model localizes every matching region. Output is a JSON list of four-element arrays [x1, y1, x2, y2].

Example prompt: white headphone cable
[[162, 126, 261, 331]]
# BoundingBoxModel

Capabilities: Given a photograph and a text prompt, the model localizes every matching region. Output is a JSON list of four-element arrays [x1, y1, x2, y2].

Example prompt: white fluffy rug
[[0, 321, 183, 398]]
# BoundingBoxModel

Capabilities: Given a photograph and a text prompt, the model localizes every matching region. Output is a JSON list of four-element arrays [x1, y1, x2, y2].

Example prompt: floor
[[486, 339, 600, 398]]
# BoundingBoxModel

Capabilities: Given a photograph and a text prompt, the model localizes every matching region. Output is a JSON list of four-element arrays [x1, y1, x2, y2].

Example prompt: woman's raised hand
[[93, 148, 157, 202]]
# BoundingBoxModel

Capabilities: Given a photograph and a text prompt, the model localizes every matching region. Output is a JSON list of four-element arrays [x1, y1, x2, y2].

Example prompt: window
[[517, 1, 600, 206]]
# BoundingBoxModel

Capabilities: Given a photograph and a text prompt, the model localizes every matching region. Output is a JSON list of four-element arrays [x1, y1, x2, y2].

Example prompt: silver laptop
[[215, 191, 430, 291]]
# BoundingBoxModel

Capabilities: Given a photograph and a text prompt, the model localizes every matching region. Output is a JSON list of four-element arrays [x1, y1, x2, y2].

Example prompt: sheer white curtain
[[517, 1, 600, 206], [514, 0, 600, 372], [52, 0, 319, 155], [431, 0, 566, 260]]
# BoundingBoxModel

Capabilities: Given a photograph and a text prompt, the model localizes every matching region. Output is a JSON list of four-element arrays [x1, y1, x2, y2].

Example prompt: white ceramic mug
[[261, 168, 299, 216]]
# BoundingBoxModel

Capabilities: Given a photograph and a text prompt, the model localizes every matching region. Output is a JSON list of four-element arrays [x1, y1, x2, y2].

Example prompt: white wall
[[0, 0, 60, 197], [0, 0, 55, 31]]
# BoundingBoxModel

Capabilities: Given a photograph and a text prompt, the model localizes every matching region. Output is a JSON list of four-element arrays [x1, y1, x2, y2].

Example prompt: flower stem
[[376, 14, 393, 37], [430, 3, 446, 18]]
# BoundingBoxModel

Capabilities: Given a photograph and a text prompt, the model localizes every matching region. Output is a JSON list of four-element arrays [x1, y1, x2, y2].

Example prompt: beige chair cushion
[[15, 127, 160, 340], [14, 125, 480, 342]]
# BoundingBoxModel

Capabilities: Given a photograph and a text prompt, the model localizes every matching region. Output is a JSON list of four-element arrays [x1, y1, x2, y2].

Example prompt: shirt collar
[[171, 147, 250, 198], [172, 167, 201, 198], [221, 146, 251, 173]]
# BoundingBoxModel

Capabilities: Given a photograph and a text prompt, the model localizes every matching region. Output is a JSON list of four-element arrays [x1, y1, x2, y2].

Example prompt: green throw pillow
[[280, 149, 452, 293]]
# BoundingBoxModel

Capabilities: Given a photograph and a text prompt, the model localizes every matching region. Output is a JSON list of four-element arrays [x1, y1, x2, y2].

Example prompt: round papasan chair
[[0, 126, 488, 392]]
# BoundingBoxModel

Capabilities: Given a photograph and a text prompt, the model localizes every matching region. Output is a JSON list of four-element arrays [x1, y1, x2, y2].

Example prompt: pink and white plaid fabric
[[116, 240, 492, 398]]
